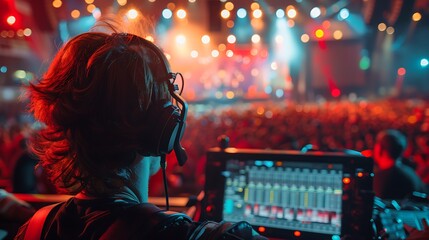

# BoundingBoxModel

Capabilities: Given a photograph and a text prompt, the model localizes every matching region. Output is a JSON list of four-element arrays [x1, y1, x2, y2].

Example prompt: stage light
[[226, 50, 234, 57], [85, 0, 94, 4], [177, 9, 187, 19], [331, 88, 341, 97], [226, 91, 235, 99], [87, 4, 96, 13], [275, 89, 284, 98], [176, 35, 186, 45], [162, 9, 173, 19], [167, 2, 175, 9], [275, 35, 283, 44], [287, 9, 297, 19], [117, 0, 127, 6], [270, 62, 278, 70], [145, 35, 154, 42], [92, 8, 101, 19], [126, 9, 138, 20], [201, 35, 210, 44], [412, 12, 422, 22], [16, 29, 24, 37], [253, 9, 262, 19], [339, 8, 349, 20], [421, 58, 429, 67], [333, 30, 343, 40], [251, 2, 260, 10], [71, 10, 80, 19], [251, 34, 260, 44], [226, 20, 234, 28], [251, 68, 259, 77], [251, 18, 264, 30], [397, 68, 406, 76], [218, 44, 226, 51], [310, 7, 321, 18], [211, 50, 219, 57], [359, 56, 370, 70], [301, 34, 310, 43], [0, 66, 7, 73], [273, 17, 297, 61], [322, 20, 331, 29], [276, 9, 285, 18], [221, 9, 230, 19], [250, 48, 258, 56], [315, 29, 324, 38], [7, 31, 14, 38], [190, 50, 198, 58], [227, 34, 236, 44], [14, 70, 26, 79], [6, 16, 16, 25], [386, 26, 394, 35], [237, 8, 247, 18], [23, 28, 31, 36], [378, 23, 387, 31], [52, 0, 62, 8], [225, 2, 234, 11]]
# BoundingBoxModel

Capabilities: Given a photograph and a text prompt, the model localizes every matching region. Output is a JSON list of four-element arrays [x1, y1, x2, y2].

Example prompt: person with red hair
[[14, 19, 266, 240]]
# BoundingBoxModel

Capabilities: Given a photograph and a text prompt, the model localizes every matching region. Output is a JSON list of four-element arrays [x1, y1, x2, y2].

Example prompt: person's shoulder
[[116, 203, 195, 239]]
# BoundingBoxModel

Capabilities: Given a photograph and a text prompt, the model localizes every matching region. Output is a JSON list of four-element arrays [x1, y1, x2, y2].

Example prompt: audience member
[[373, 129, 427, 200]]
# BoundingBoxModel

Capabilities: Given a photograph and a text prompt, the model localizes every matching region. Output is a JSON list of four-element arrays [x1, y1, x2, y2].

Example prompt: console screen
[[222, 159, 343, 235]]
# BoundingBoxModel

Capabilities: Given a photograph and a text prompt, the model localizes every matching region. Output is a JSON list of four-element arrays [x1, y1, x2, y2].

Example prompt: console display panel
[[202, 148, 374, 240], [222, 159, 343, 235]]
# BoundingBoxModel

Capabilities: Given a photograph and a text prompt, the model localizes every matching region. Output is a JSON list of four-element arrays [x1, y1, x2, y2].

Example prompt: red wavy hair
[[28, 31, 170, 194]]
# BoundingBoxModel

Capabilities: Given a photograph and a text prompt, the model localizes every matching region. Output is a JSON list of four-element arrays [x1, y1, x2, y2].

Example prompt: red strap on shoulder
[[24, 203, 61, 240]]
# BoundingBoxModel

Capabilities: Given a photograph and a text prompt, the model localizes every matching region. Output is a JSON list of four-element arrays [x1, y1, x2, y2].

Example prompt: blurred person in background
[[373, 129, 427, 200]]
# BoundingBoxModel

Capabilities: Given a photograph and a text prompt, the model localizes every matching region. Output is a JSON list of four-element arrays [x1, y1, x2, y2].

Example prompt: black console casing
[[200, 148, 374, 240]]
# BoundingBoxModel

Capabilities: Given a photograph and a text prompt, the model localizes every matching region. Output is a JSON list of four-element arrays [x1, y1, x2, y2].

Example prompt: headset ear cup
[[158, 104, 181, 153], [144, 101, 180, 155]]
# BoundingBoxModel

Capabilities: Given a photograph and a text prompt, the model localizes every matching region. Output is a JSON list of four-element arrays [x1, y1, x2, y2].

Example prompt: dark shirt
[[15, 197, 267, 240], [374, 163, 427, 200]]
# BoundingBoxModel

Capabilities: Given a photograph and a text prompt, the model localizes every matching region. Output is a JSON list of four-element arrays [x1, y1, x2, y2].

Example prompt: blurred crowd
[[1, 98, 429, 197], [174, 98, 429, 196]]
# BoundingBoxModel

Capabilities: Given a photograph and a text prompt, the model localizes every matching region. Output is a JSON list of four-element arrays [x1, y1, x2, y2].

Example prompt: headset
[[118, 33, 188, 167], [110, 33, 188, 210]]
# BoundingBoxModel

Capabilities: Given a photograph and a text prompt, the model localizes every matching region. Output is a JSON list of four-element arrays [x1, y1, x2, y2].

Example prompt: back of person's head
[[27, 17, 174, 194], [375, 129, 407, 160]]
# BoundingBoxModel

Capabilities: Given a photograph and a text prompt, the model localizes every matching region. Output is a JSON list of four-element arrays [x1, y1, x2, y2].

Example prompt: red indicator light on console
[[342, 177, 351, 184], [294, 230, 301, 237], [205, 205, 213, 212], [258, 226, 266, 233], [357, 172, 363, 178]]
